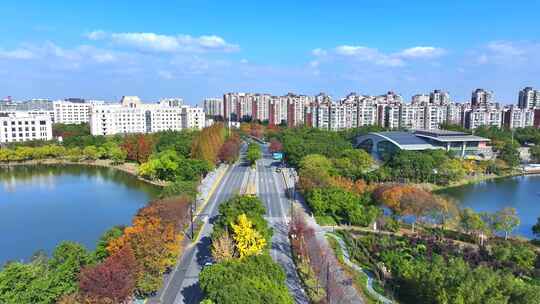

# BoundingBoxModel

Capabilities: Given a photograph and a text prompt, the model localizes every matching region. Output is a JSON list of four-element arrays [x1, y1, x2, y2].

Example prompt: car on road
[[276, 167, 281, 173], [203, 261, 214, 268]]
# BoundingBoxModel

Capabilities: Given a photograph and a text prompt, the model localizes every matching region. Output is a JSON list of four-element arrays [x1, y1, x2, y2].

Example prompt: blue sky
[[1, 1, 539, 105]]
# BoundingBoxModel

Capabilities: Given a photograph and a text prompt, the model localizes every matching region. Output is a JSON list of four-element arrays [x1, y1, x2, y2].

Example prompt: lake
[[0, 165, 160, 265], [439, 174, 540, 238]]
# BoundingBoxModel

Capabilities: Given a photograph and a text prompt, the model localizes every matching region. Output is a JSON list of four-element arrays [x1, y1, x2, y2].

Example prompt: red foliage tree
[[268, 138, 283, 153], [121, 134, 155, 163], [79, 245, 137, 303], [250, 123, 264, 139], [218, 137, 241, 164]]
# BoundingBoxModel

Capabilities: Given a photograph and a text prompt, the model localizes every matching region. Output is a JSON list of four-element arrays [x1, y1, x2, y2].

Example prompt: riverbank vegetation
[[0, 195, 193, 303], [0, 123, 241, 303], [199, 195, 292, 303], [339, 229, 540, 304]]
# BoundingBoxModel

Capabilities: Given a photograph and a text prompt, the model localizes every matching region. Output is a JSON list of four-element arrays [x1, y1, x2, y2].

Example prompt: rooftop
[[414, 129, 490, 142], [371, 131, 435, 150]]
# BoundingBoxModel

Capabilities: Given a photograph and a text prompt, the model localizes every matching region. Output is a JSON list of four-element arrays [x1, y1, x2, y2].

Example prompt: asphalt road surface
[[257, 145, 309, 304], [149, 145, 250, 304]]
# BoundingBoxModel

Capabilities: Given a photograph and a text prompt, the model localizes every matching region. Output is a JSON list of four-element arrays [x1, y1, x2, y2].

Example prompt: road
[[149, 144, 250, 304], [257, 144, 310, 304]]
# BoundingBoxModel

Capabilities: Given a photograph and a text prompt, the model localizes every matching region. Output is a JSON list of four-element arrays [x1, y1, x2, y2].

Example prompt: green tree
[[493, 207, 520, 240], [212, 195, 271, 243], [459, 208, 488, 245], [246, 143, 262, 166], [199, 254, 293, 304], [95, 226, 124, 261], [498, 142, 520, 168], [529, 145, 540, 163], [532, 216, 540, 239], [83, 145, 100, 160], [333, 149, 374, 180]]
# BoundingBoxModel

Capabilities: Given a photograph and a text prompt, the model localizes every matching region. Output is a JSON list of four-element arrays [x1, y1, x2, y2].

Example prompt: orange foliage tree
[[191, 123, 225, 166], [105, 198, 189, 295], [373, 184, 453, 232]]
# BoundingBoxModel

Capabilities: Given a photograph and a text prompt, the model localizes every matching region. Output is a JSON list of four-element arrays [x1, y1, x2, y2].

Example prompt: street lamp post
[[190, 202, 195, 240]]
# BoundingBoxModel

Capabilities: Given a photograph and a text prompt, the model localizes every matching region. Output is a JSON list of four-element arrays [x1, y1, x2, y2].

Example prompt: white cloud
[[88, 31, 240, 53], [473, 41, 540, 66], [398, 46, 445, 58], [0, 48, 35, 60], [312, 44, 446, 68], [487, 41, 524, 56], [334, 45, 405, 67], [312, 48, 327, 56], [86, 30, 107, 41]]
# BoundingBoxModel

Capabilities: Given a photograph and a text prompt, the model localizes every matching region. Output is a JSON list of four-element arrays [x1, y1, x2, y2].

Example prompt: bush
[[200, 254, 293, 304]]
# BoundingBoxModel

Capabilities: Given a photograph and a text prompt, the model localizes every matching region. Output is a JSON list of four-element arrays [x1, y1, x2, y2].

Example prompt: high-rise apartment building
[[203, 98, 224, 118], [518, 87, 540, 109], [430, 90, 450, 105], [471, 88, 493, 108], [503, 106, 535, 129]]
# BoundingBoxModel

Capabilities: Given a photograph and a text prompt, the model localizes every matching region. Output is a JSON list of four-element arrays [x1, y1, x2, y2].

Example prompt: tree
[[246, 143, 262, 166], [154, 129, 197, 158], [108, 145, 127, 164], [430, 196, 459, 231], [191, 123, 226, 166], [532, 217, 540, 239], [218, 136, 240, 164], [231, 214, 267, 258], [268, 138, 283, 153], [333, 149, 373, 180], [211, 231, 236, 261], [498, 142, 520, 168], [95, 226, 124, 261], [459, 208, 488, 245], [79, 245, 137, 303], [121, 134, 155, 164], [530, 145, 540, 163], [83, 146, 100, 160], [400, 189, 440, 232], [298, 154, 335, 192], [212, 195, 272, 243], [199, 254, 293, 304], [493, 207, 520, 240]]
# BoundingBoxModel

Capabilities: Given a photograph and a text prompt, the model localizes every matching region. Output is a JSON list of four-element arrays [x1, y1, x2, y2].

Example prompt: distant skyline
[[0, 1, 539, 105]]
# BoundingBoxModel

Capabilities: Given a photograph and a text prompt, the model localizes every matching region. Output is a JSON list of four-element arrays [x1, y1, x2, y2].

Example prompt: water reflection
[[439, 175, 540, 238], [0, 165, 160, 265]]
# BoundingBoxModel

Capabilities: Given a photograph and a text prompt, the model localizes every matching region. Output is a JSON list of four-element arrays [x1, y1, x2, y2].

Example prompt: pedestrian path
[[326, 233, 393, 304]]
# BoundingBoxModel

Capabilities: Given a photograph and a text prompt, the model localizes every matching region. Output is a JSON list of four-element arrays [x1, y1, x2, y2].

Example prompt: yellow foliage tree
[[231, 214, 266, 258]]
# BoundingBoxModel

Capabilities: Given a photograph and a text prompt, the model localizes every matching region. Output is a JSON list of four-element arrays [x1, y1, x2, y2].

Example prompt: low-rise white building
[[89, 96, 205, 136], [181, 106, 205, 129], [53, 100, 98, 124], [0, 112, 53, 143]]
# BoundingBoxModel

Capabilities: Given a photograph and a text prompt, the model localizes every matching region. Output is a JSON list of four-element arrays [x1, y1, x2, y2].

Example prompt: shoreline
[[423, 171, 533, 192], [0, 159, 167, 187]]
